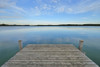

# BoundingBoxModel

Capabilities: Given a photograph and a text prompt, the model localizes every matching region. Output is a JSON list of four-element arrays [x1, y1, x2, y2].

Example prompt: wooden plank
[[2, 44, 99, 67]]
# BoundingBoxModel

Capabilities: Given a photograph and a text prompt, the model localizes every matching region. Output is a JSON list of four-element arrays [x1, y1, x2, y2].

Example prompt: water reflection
[[0, 26, 100, 66]]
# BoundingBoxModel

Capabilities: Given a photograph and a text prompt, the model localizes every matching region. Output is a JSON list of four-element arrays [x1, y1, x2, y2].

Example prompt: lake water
[[0, 26, 100, 66]]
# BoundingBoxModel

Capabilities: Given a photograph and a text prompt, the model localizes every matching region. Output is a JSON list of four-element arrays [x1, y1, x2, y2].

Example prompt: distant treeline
[[35, 24, 100, 26], [0, 24, 30, 26], [0, 24, 100, 26]]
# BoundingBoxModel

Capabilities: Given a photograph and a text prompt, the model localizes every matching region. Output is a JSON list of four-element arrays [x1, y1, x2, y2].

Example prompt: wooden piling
[[79, 40, 84, 51], [18, 40, 23, 50]]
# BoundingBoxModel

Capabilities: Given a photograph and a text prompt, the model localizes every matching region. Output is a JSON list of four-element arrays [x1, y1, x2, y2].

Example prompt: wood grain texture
[[2, 44, 99, 67]]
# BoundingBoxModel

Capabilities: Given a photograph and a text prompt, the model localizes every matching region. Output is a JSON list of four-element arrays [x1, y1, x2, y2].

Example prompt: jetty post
[[18, 40, 23, 50], [79, 40, 84, 51]]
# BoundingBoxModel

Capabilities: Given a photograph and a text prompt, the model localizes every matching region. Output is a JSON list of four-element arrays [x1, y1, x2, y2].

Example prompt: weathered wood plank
[[2, 44, 99, 67]]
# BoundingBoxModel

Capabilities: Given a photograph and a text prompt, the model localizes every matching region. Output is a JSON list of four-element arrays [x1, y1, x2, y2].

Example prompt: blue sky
[[0, 0, 100, 25]]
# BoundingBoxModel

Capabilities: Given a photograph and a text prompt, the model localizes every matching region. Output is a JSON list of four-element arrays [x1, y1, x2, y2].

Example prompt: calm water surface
[[0, 26, 100, 66]]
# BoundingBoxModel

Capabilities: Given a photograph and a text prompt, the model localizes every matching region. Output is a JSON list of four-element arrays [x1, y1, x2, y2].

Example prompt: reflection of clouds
[[24, 37, 73, 44], [55, 38, 63, 43], [0, 26, 61, 33], [0, 26, 100, 44], [55, 38, 72, 43], [79, 32, 87, 35], [71, 38, 83, 42], [53, 37, 83, 44], [0, 26, 100, 34], [63, 38, 70, 42], [60, 26, 100, 31]]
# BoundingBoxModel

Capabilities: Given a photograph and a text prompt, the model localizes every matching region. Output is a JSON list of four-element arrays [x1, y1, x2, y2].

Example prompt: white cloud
[[0, 0, 25, 12], [30, 6, 41, 16], [31, 0, 100, 15], [55, 6, 65, 13], [0, 0, 26, 18], [11, 5, 25, 13], [0, 0, 11, 8], [51, 0, 60, 3], [0, 0, 100, 17], [0, 10, 6, 13], [0, 19, 60, 25], [0, 16, 22, 19], [74, 0, 100, 13], [81, 17, 88, 20], [92, 14, 96, 16], [66, 8, 73, 13]]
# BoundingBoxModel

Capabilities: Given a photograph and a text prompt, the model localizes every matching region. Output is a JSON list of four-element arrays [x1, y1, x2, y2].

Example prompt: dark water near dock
[[0, 26, 100, 66]]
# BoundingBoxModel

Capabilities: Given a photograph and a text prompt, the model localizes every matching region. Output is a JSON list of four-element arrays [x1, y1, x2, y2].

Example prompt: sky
[[0, 0, 100, 25]]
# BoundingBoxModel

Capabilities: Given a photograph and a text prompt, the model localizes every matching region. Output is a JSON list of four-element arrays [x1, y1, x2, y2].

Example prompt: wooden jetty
[[2, 44, 98, 67]]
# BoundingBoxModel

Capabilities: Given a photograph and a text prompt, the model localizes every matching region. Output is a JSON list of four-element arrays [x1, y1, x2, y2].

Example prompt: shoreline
[[0, 24, 100, 26]]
